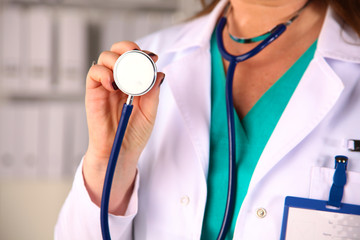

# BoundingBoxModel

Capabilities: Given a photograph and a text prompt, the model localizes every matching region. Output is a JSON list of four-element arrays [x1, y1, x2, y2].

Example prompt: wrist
[[82, 150, 138, 215], [83, 148, 140, 176]]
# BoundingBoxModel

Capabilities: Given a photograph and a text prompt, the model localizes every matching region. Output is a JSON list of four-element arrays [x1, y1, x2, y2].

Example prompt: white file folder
[[142, 12, 174, 37], [25, 6, 53, 93], [0, 5, 24, 93], [19, 104, 40, 177], [0, 104, 21, 177], [57, 8, 87, 94], [37, 103, 49, 177], [100, 11, 129, 50], [65, 103, 88, 176], [45, 103, 65, 178], [132, 12, 153, 41]]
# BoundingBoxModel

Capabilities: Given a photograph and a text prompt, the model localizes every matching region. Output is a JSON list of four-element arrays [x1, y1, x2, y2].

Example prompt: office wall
[[0, 0, 201, 239]]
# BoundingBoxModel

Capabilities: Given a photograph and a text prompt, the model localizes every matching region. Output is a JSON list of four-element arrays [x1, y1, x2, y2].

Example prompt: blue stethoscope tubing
[[215, 16, 286, 240], [101, 103, 133, 240]]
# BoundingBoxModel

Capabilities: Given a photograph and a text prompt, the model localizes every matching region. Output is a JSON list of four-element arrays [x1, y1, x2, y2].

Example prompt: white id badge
[[280, 196, 360, 240]]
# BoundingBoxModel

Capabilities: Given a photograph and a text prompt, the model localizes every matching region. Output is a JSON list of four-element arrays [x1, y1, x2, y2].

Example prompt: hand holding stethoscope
[[83, 41, 164, 237]]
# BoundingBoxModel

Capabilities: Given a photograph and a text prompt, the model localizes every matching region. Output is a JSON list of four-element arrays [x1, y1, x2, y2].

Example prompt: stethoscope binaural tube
[[100, 50, 157, 240], [215, 16, 286, 240]]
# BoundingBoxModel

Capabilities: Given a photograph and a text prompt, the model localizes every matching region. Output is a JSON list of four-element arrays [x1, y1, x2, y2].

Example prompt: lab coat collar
[[317, 7, 360, 63], [166, 0, 228, 53]]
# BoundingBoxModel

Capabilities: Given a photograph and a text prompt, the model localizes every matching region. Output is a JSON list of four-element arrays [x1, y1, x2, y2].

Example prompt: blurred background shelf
[[3, 0, 178, 11]]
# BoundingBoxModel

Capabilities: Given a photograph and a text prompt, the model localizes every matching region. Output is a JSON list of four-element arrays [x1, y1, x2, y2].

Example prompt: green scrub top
[[201, 32, 317, 239]]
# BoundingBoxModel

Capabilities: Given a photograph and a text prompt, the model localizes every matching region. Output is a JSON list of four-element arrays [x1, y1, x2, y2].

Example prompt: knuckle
[[110, 42, 124, 51], [88, 63, 97, 73], [87, 65, 97, 78], [110, 41, 139, 52], [97, 51, 111, 63]]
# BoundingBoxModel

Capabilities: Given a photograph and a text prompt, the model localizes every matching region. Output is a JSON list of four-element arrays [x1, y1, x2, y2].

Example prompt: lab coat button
[[180, 195, 190, 206], [256, 208, 267, 218]]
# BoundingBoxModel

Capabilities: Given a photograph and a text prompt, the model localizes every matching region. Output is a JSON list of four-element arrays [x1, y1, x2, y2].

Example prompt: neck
[[228, 0, 323, 38]]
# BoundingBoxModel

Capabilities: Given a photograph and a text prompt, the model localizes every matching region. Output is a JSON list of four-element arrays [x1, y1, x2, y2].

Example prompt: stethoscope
[[100, 50, 157, 240], [100, 2, 308, 239]]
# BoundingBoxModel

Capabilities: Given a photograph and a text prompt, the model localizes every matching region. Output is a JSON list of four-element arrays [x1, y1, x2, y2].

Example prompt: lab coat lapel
[[163, 47, 212, 176], [158, 0, 228, 177], [247, 6, 360, 190], [248, 55, 344, 191]]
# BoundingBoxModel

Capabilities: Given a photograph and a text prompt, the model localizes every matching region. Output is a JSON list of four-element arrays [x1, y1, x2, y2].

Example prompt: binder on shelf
[[100, 11, 129, 51], [0, 5, 24, 94], [0, 6, 2, 92], [0, 104, 21, 177], [64, 103, 88, 176], [25, 6, 53, 93], [147, 12, 174, 35], [37, 103, 49, 177], [62, 0, 92, 5], [18, 104, 40, 177], [132, 12, 153, 41], [57, 8, 87, 94], [45, 103, 66, 178], [131, 11, 174, 40]]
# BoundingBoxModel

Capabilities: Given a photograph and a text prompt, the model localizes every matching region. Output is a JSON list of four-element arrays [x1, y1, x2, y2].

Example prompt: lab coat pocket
[[310, 167, 360, 205]]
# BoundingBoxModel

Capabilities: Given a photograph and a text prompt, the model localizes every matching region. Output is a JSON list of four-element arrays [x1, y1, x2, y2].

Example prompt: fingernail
[[112, 82, 119, 90], [148, 52, 157, 58], [159, 74, 165, 87]]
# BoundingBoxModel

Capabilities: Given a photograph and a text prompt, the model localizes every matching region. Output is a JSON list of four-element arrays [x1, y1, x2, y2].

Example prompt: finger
[[86, 64, 115, 91], [137, 72, 165, 115], [97, 51, 120, 71], [110, 42, 158, 62], [143, 72, 165, 99], [110, 41, 140, 55], [142, 50, 159, 63], [154, 72, 165, 89]]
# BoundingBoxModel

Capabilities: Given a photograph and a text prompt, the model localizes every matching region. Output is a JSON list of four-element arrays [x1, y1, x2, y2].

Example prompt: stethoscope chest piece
[[113, 50, 157, 96]]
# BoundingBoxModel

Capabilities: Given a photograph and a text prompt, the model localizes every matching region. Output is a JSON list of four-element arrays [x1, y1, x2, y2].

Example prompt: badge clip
[[327, 155, 348, 208]]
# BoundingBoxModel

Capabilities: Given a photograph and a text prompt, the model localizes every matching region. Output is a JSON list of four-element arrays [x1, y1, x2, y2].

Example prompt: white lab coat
[[55, 0, 360, 239]]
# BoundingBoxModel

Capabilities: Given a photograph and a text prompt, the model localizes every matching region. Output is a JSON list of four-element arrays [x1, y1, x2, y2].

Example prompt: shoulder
[[134, 0, 228, 70], [317, 7, 360, 64], [136, 15, 210, 55], [315, 6, 360, 88], [134, 14, 214, 71]]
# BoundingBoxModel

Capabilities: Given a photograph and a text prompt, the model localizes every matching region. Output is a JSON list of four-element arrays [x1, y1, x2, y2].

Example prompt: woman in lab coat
[[55, 0, 360, 239]]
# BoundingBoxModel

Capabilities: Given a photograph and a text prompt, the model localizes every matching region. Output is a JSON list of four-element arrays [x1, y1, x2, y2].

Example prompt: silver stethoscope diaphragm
[[113, 50, 157, 97]]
